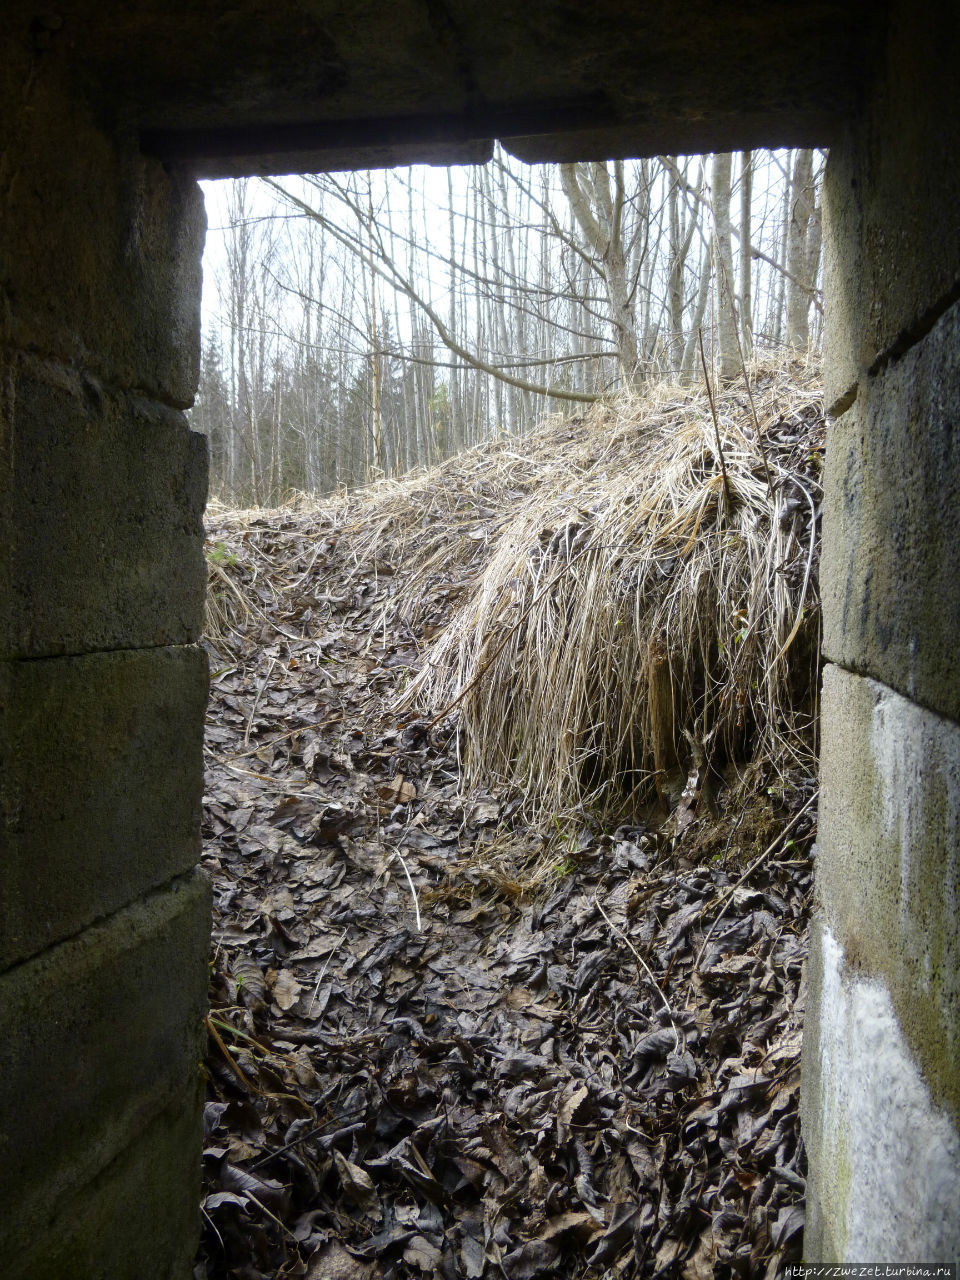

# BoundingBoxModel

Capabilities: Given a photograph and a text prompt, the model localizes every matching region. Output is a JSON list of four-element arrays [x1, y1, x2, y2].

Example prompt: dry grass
[[204, 354, 824, 840], [397, 357, 825, 825]]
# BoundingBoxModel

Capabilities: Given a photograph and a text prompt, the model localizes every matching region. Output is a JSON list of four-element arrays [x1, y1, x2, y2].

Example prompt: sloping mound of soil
[[197, 361, 822, 1280]]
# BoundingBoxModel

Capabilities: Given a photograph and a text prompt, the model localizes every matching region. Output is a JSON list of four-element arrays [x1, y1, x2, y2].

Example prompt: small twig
[[731, 310, 776, 502], [697, 329, 732, 516], [749, 245, 824, 310], [387, 850, 423, 932], [200, 1204, 225, 1252], [206, 1015, 262, 1095], [693, 789, 818, 971], [243, 1190, 300, 1242], [593, 891, 681, 1053], [208, 1016, 270, 1050], [307, 929, 349, 1016], [244, 655, 277, 748]]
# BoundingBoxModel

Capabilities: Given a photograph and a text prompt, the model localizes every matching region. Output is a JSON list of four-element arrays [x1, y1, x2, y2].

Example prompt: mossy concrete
[[0, 871, 210, 1268], [0, 360, 208, 660], [814, 664, 960, 1122], [5, 1094, 205, 1280], [808, 0, 960, 1259], [0, 646, 208, 970], [802, 921, 960, 1263], [822, 2, 960, 414], [804, 664, 960, 1259], [0, 44, 204, 408], [1, 25, 212, 1274], [821, 300, 960, 724]]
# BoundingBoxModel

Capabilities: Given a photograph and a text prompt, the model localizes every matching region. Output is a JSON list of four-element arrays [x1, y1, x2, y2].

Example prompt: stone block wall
[[801, 0, 960, 1261], [0, 24, 209, 1280]]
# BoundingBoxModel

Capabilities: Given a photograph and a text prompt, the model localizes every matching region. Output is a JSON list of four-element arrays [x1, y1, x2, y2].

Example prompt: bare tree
[[711, 151, 740, 380], [739, 151, 754, 358], [195, 149, 824, 501], [785, 149, 821, 349], [560, 161, 641, 390]]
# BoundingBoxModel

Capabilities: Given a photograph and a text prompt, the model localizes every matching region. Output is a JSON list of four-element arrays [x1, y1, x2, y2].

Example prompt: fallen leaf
[[270, 968, 303, 1011]]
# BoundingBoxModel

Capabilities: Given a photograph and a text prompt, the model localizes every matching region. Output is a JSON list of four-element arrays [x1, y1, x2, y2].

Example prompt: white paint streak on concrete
[[815, 929, 960, 1262], [871, 689, 922, 942]]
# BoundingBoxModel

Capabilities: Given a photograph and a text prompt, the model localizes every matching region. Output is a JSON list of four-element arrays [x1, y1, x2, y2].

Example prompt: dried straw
[[203, 355, 824, 836], [397, 358, 824, 824]]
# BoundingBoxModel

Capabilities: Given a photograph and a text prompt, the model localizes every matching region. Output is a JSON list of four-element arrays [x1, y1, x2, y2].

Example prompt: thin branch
[[263, 178, 602, 405]]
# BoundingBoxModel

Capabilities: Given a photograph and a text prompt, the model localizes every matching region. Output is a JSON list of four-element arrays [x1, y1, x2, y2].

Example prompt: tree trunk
[[739, 150, 753, 360], [711, 151, 739, 380], [786, 148, 815, 348], [560, 161, 640, 390], [680, 236, 713, 383]]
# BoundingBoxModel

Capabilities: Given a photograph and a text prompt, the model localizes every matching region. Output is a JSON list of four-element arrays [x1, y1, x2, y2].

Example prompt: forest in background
[[193, 148, 824, 505]]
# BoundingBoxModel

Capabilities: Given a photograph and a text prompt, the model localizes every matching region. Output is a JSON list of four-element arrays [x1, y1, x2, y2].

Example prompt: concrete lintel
[[147, 101, 839, 178], [142, 98, 615, 176]]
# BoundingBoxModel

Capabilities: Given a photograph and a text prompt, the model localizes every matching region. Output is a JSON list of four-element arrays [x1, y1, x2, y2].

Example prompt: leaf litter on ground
[[196, 357, 823, 1280]]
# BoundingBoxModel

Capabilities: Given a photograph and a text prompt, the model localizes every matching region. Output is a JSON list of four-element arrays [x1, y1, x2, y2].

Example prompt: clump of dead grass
[[202, 356, 824, 842], [399, 359, 824, 826]]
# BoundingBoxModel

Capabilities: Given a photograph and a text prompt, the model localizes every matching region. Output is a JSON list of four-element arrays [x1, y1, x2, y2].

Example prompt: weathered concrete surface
[[0, 1, 948, 1276], [0, 871, 210, 1269], [822, 3, 960, 413], [1, 22, 212, 1277], [808, 0, 960, 1261], [0, 646, 208, 969], [802, 924, 960, 1263], [804, 662, 960, 1260], [0, 49, 204, 407], [821, 300, 960, 724], [814, 665, 960, 1121], [5, 1094, 204, 1280], [0, 361, 208, 660], [4, 2, 868, 177]]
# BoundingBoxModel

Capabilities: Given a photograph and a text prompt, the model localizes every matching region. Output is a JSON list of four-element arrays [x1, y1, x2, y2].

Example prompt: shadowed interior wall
[[801, 0, 960, 1260], [0, 28, 210, 1280]]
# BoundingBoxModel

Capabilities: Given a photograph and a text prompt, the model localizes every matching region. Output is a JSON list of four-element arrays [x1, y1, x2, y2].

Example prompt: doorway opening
[[193, 148, 824, 1279]]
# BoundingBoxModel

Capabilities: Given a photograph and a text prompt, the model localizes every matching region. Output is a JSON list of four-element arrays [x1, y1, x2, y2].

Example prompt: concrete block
[[815, 664, 960, 1121], [821, 299, 960, 723], [0, 47, 204, 407], [801, 920, 960, 1263], [0, 646, 208, 970], [6, 1092, 203, 1280], [0, 361, 208, 659], [0, 871, 210, 1265], [823, 3, 960, 411]]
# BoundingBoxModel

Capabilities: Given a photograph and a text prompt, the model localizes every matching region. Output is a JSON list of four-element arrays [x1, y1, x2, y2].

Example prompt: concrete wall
[[0, 26, 210, 1280], [801, 0, 960, 1261]]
